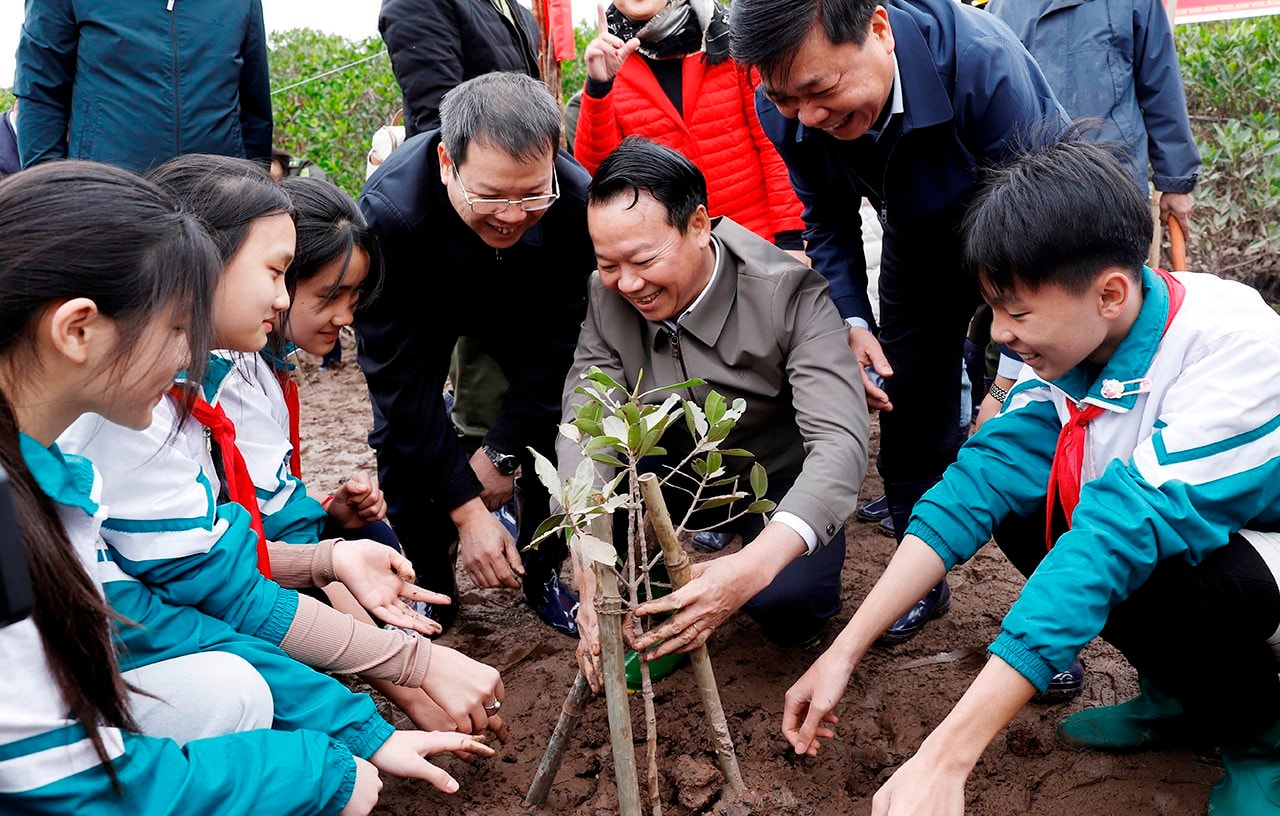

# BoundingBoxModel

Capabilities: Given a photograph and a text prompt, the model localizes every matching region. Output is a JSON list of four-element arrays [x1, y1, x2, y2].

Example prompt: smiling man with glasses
[[356, 71, 595, 637]]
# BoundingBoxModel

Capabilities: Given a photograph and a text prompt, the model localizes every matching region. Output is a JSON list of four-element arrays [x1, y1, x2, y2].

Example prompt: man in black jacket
[[357, 72, 594, 634], [380, 0, 541, 137]]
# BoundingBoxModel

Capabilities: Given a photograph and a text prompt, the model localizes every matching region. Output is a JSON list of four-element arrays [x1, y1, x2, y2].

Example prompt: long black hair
[[146, 153, 294, 265], [0, 161, 220, 784], [279, 175, 383, 314]]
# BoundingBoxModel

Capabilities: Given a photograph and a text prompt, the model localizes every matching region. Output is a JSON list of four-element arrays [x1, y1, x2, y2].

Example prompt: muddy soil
[[295, 344, 1217, 816]]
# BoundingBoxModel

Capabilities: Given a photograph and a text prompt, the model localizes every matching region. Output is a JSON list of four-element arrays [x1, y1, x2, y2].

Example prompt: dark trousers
[[994, 505, 1280, 743], [614, 474, 846, 646], [876, 262, 981, 541], [385, 467, 564, 600], [320, 518, 402, 552]]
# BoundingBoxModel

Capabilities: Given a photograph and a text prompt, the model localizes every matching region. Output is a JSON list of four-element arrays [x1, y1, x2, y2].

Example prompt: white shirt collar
[[663, 236, 722, 331]]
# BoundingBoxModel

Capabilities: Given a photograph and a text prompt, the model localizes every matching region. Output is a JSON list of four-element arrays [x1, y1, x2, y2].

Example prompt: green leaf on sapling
[[746, 499, 777, 514], [572, 532, 618, 567], [558, 423, 581, 444], [719, 448, 753, 457], [704, 390, 726, 425], [528, 447, 565, 499], [584, 436, 622, 454], [591, 453, 627, 468], [750, 462, 768, 500], [583, 366, 626, 393], [697, 492, 748, 510], [530, 513, 567, 546]]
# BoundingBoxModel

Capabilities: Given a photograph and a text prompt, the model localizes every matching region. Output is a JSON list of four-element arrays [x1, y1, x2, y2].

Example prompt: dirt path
[[295, 347, 1216, 816]]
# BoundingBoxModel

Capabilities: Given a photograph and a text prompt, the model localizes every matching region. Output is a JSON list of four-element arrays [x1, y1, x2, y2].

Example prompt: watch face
[[486, 447, 520, 475]]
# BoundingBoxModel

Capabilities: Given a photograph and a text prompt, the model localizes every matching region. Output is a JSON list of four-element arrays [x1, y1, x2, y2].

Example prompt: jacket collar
[[1043, 0, 1091, 15], [201, 353, 237, 404], [19, 433, 99, 516], [647, 219, 736, 348], [792, 3, 953, 144], [1051, 266, 1169, 412]]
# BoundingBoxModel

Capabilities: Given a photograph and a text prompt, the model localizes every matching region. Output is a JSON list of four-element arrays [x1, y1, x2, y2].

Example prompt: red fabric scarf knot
[[174, 387, 272, 577]]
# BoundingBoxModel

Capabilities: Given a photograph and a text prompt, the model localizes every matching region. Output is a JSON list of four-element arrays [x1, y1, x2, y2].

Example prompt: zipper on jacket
[[668, 327, 698, 401], [168, 1, 182, 154]]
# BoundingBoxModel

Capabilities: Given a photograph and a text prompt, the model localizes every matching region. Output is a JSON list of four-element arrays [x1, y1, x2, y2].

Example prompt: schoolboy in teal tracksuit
[[781, 134, 1280, 813]]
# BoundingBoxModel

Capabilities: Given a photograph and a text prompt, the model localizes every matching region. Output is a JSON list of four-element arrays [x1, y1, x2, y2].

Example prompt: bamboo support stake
[[596, 558, 643, 816], [637, 473, 746, 792], [524, 671, 591, 806]]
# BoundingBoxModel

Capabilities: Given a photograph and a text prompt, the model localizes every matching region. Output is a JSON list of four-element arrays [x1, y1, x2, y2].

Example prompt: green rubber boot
[[1056, 678, 1191, 752], [1210, 720, 1280, 814]]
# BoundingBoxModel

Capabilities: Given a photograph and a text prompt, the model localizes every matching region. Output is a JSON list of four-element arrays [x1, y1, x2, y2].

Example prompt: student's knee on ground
[[128, 651, 274, 745]]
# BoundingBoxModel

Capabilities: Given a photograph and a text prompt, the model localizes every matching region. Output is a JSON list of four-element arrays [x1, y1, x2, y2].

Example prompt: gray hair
[[439, 72, 561, 165]]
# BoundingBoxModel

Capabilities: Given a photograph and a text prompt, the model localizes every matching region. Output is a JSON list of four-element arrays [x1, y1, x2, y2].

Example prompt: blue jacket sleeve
[[755, 87, 873, 325], [992, 330, 1280, 691], [238, 0, 273, 162], [5, 728, 355, 816], [907, 379, 1061, 568], [261, 478, 329, 544], [1132, 0, 1200, 193], [13, 0, 77, 167]]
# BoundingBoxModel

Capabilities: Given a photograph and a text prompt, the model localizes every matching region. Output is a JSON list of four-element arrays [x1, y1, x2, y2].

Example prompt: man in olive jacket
[[558, 139, 868, 690]]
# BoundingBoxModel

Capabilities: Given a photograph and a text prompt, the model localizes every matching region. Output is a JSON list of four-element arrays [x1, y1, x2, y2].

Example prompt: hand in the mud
[[421, 643, 507, 736], [629, 552, 759, 658], [340, 757, 382, 816], [328, 470, 387, 527], [368, 730, 495, 793], [455, 501, 524, 589], [782, 647, 851, 755], [331, 539, 448, 635], [871, 750, 965, 816]]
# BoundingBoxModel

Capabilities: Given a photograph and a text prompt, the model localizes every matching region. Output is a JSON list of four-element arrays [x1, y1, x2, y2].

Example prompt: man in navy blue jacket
[[731, 0, 1066, 641], [357, 72, 594, 634]]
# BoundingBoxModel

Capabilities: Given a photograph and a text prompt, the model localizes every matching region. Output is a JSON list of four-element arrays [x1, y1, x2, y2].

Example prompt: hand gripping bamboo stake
[[523, 671, 590, 806], [637, 473, 746, 792]]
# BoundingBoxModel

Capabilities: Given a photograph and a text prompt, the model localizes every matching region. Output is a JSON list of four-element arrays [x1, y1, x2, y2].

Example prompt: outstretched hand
[[628, 553, 758, 659], [848, 326, 893, 411], [331, 539, 449, 635], [368, 730, 496, 793], [584, 3, 641, 82], [781, 648, 852, 756]]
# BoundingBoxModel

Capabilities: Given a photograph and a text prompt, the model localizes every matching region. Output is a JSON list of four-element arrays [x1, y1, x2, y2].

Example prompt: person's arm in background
[[13, 0, 77, 167], [974, 346, 1023, 430], [573, 4, 640, 174], [379, 0, 464, 136], [1132, 0, 1200, 233], [238, 0, 273, 163]]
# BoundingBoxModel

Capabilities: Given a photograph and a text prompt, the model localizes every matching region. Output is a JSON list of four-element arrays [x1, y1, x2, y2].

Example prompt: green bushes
[[267, 29, 402, 197], [1176, 17, 1280, 300]]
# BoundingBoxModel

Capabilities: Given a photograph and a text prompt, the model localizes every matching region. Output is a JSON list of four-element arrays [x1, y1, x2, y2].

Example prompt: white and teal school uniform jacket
[[907, 268, 1280, 692], [48, 402, 395, 762], [58, 359, 299, 645], [1, 436, 356, 815], [214, 351, 329, 544]]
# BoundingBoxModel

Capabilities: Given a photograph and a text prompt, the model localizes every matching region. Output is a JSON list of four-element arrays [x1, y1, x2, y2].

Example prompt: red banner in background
[[1173, 0, 1280, 24], [544, 0, 577, 61]]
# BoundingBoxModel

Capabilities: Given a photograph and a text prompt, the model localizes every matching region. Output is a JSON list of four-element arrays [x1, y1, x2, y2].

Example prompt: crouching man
[[783, 133, 1280, 813], [557, 137, 869, 690]]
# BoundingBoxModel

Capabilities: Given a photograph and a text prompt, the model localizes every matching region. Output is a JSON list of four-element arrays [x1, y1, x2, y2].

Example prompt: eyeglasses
[[452, 165, 559, 215]]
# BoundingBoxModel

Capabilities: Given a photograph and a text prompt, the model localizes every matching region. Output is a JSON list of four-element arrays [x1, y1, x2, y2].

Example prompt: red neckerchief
[[173, 386, 273, 577], [1045, 269, 1186, 550], [279, 372, 302, 479]]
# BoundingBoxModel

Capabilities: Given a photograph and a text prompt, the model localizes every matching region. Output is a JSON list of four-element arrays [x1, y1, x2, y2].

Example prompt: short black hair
[[964, 127, 1151, 302], [731, 0, 879, 82], [587, 137, 707, 233]]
